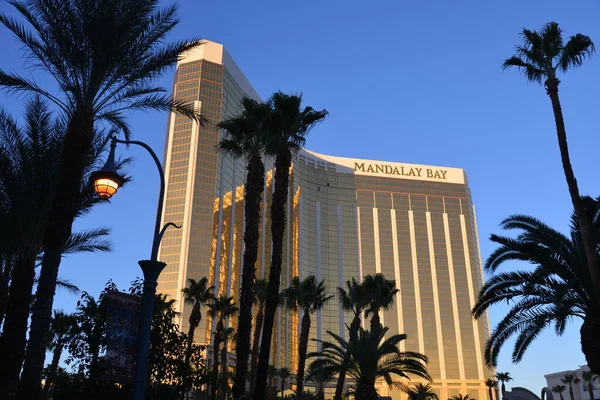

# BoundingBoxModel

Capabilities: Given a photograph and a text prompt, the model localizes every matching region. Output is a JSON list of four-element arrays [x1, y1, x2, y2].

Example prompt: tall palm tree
[[277, 367, 291, 399], [363, 273, 398, 332], [217, 97, 272, 399], [485, 380, 498, 400], [472, 203, 600, 371], [207, 295, 237, 400], [0, 2, 204, 396], [405, 383, 439, 400], [502, 22, 600, 365], [282, 275, 333, 396], [249, 278, 268, 396], [332, 277, 369, 400], [495, 373, 513, 396], [581, 371, 598, 400], [553, 385, 567, 400], [267, 365, 279, 400], [309, 325, 430, 400], [254, 92, 327, 400], [181, 277, 214, 399], [43, 310, 77, 398], [0, 99, 111, 396], [562, 374, 581, 400]]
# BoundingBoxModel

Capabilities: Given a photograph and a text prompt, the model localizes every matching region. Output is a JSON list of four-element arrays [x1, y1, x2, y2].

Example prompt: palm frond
[[61, 228, 112, 254], [560, 34, 595, 72]]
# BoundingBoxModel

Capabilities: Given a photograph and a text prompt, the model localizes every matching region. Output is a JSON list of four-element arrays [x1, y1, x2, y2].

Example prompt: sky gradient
[[1, 0, 599, 392]]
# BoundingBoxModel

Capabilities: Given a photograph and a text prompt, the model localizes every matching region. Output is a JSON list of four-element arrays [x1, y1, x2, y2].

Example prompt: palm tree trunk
[[280, 378, 285, 399], [587, 382, 594, 400], [355, 382, 379, 400], [233, 155, 265, 399], [43, 340, 64, 398], [20, 111, 95, 400], [369, 311, 381, 333], [546, 79, 600, 308], [581, 315, 600, 374], [333, 314, 361, 400], [569, 384, 575, 400], [316, 383, 325, 400], [489, 388, 493, 400], [249, 305, 264, 397], [181, 322, 198, 400], [220, 341, 228, 400], [254, 148, 292, 400], [296, 312, 311, 397], [0, 255, 36, 397], [211, 323, 223, 400], [560, 393, 565, 400]]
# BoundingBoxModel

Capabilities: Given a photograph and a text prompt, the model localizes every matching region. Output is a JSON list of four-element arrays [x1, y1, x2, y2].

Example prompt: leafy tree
[[405, 383, 440, 400], [581, 371, 598, 400], [485, 380, 498, 400], [552, 385, 566, 400], [207, 295, 237, 400], [0, 1, 204, 396], [495, 373, 513, 396], [282, 275, 332, 396], [562, 374, 581, 400], [363, 273, 398, 332], [503, 22, 600, 372], [333, 278, 369, 400], [308, 325, 430, 400], [43, 310, 78, 397], [472, 202, 600, 371], [217, 97, 272, 399], [250, 278, 269, 396], [181, 277, 214, 399], [255, 92, 327, 400]]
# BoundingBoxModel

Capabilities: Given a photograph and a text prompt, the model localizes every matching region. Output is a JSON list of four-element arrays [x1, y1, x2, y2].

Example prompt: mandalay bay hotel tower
[[157, 40, 492, 399]]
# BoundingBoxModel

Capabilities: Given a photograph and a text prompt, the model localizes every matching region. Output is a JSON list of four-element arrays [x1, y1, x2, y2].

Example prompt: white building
[[545, 366, 600, 400]]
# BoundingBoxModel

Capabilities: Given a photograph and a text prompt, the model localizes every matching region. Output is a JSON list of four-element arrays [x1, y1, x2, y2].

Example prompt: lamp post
[[91, 136, 180, 400]]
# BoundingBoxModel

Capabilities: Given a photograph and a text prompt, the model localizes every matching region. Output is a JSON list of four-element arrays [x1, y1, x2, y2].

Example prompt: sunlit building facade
[[158, 40, 491, 399]]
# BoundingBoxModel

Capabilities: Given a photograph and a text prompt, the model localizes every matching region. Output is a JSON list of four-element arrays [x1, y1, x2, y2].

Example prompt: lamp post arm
[[158, 222, 182, 244], [113, 137, 166, 262]]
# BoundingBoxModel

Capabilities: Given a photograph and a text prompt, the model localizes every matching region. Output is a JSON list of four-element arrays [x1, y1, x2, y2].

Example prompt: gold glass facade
[[159, 40, 491, 399]]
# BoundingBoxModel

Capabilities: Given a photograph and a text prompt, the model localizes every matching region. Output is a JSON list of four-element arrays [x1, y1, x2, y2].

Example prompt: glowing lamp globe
[[91, 139, 125, 199]]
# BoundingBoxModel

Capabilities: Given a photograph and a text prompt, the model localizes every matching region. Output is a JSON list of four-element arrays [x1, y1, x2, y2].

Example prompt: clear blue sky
[[1, 0, 599, 393]]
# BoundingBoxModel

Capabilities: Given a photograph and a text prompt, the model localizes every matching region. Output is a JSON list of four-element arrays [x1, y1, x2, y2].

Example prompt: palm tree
[[553, 385, 567, 400], [562, 374, 581, 400], [249, 278, 268, 396], [278, 367, 291, 399], [405, 383, 440, 400], [581, 371, 598, 400], [207, 295, 237, 400], [450, 395, 472, 400], [485, 380, 498, 400], [495, 373, 513, 396], [282, 275, 333, 396], [363, 273, 398, 332], [332, 278, 369, 400], [180, 277, 214, 399], [43, 310, 77, 397], [254, 92, 327, 400], [0, 99, 111, 396], [502, 22, 600, 369], [218, 97, 272, 399], [472, 204, 600, 370], [267, 365, 278, 400], [309, 325, 430, 400], [306, 362, 335, 400], [0, 2, 204, 396]]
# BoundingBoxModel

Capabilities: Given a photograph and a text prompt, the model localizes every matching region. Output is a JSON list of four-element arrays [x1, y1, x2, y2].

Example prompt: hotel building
[[157, 40, 492, 399]]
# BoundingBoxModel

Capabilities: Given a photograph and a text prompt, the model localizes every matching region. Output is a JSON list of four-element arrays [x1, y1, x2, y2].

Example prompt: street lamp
[[92, 135, 180, 400]]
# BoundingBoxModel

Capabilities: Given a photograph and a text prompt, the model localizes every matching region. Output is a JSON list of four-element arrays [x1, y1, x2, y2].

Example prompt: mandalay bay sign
[[354, 162, 448, 180]]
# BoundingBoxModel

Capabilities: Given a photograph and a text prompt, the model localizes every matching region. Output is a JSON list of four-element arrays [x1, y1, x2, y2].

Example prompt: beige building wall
[[159, 39, 491, 398]]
